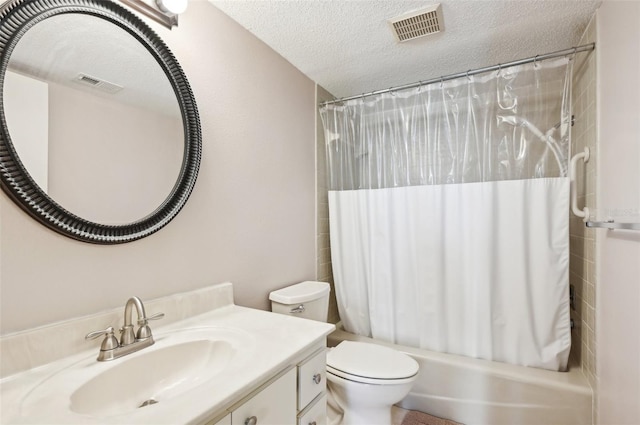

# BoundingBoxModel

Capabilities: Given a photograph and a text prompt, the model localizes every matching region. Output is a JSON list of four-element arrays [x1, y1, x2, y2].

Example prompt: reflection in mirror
[[3, 13, 183, 225]]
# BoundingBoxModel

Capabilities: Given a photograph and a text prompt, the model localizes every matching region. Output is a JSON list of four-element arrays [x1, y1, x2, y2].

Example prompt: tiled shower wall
[[316, 85, 339, 323], [569, 14, 598, 390]]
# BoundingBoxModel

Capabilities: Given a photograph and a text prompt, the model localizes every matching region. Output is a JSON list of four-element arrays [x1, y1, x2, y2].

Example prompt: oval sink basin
[[70, 339, 233, 416], [19, 326, 254, 420]]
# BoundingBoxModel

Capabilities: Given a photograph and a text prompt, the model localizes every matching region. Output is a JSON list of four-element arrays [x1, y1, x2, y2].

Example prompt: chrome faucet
[[85, 296, 164, 361]]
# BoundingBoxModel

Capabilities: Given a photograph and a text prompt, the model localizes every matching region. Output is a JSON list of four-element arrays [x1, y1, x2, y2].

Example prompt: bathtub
[[328, 324, 592, 425]]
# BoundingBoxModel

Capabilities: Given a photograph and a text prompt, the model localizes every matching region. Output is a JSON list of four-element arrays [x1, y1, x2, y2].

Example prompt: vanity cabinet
[[210, 347, 327, 425]]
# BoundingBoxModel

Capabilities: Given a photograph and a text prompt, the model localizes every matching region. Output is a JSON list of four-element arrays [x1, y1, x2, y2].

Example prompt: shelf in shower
[[585, 221, 640, 230]]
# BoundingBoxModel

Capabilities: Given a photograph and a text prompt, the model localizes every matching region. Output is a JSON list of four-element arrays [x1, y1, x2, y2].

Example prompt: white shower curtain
[[320, 57, 573, 371]]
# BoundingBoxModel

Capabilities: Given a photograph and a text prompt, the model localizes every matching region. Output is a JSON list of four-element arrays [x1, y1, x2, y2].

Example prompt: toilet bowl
[[269, 282, 419, 425], [326, 341, 419, 425]]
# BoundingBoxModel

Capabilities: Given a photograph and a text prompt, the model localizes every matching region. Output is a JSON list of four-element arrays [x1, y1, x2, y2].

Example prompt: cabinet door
[[232, 368, 296, 425]]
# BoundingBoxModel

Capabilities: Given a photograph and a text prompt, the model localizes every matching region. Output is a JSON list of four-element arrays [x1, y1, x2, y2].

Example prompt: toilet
[[269, 281, 419, 425]]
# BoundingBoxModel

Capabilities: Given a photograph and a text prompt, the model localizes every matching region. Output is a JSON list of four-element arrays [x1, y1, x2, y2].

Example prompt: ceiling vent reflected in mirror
[[73, 73, 124, 94], [389, 4, 444, 43]]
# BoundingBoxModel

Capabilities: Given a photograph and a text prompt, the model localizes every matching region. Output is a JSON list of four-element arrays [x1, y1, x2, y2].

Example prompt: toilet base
[[328, 391, 393, 425], [326, 385, 343, 425], [327, 373, 413, 425], [342, 406, 393, 425]]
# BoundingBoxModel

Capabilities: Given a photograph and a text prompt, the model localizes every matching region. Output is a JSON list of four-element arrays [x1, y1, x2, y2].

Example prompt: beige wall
[[3, 71, 49, 192], [48, 82, 183, 224], [595, 2, 640, 424], [0, 1, 317, 334]]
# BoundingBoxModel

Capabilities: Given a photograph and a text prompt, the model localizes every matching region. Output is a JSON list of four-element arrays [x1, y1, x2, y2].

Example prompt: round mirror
[[0, 0, 201, 243]]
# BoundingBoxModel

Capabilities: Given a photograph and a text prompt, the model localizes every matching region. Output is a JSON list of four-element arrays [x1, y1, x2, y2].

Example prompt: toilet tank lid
[[327, 341, 419, 380], [269, 281, 330, 304]]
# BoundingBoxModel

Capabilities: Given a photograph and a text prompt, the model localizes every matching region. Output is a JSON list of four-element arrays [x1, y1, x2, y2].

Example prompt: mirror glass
[[3, 13, 184, 225]]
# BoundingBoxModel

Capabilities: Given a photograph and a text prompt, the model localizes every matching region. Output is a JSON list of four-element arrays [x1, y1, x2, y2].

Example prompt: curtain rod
[[320, 42, 595, 107]]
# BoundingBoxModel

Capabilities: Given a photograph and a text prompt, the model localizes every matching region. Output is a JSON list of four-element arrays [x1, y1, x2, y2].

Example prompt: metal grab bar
[[586, 221, 640, 230], [570, 147, 590, 222]]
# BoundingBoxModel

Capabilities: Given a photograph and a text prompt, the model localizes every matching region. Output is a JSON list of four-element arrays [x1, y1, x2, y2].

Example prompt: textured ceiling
[[209, 0, 601, 98]]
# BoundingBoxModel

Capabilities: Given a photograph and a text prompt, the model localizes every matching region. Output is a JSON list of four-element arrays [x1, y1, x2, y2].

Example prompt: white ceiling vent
[[73, 73, 123, 94], [389, 4, 444, 43]]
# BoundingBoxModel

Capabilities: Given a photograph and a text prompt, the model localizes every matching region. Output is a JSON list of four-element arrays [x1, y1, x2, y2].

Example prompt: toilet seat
[[326, 365, 418, 385], [326, 341, 418, 385]]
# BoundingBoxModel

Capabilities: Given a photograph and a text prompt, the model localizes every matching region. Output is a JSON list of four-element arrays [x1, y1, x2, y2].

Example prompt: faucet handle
[[136, 312, 164, 340], [85, 326, 119, 351], [85, 326, 115, 340], [137, 312, 165, 326]]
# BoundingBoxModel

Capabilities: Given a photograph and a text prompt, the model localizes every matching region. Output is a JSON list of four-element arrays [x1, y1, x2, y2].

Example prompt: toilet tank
[[269, 281, 330, 322]]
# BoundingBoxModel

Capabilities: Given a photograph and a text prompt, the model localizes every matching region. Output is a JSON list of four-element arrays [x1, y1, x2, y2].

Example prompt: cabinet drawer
[[232, 368, 296, 425], [298, 394, 326, 425], [297, 349, 326, 409]]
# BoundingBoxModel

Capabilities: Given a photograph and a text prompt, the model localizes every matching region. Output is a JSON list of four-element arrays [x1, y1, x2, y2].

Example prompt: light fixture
[[119, 0, 188, 29], [156, 0, 188, 15]]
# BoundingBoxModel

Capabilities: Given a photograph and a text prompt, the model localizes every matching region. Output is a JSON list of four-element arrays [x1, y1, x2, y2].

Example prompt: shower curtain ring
[[440, 76, 444, 87], [497, 64, 502, 75], [534, 55, 539, 68], [466, 70, 471, 81]]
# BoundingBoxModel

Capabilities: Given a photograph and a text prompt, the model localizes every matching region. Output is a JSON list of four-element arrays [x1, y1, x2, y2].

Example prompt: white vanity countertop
[[0, 305, 335, 424]]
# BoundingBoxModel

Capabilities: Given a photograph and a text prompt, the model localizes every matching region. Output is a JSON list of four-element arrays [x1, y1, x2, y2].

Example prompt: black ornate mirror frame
[[0, 0, 201, 244]]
